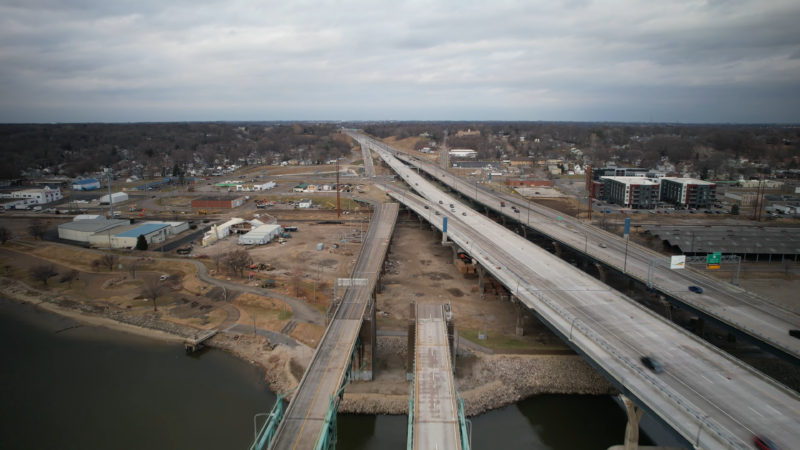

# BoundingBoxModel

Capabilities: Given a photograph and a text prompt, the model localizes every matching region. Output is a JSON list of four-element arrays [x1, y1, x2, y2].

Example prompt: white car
[[599, 243, 607, 248], [160, 275, 168, 281]]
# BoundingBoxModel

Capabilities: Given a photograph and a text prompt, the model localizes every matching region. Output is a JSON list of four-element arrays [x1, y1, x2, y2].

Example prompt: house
[[548, 165, 562, 175], [71, 178, 101, 191], [293, 183, 312, 192], [298, 199, 313, 209]]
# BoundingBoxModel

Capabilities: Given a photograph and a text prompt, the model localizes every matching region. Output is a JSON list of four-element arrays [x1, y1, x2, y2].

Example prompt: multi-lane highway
[[413, 304, 461, 450], [357, 133, 800, 367], [269, 203, 398, 450], [350, 131, 800, 450]]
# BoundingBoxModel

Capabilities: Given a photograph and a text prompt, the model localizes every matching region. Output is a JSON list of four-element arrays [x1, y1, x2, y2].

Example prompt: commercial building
[[601, 177, 660, 209], [507, 157, 534, 166], [298, 199, 313, 209], [448, 149, 478, 159], [73, 214, 106, 221], [71, 178, 101, 191], [0, 186, 63, 208], [144, 221, 190, 235], [99, 192, 129, 204], [660, 178, 716, 208], [238, 224, 283, 245], [57, 219, 128, 242], [191, 196, 245, 209], [506, 178, 553, 187], [723, 192, 758, 206], [236, 181, 276, 191]]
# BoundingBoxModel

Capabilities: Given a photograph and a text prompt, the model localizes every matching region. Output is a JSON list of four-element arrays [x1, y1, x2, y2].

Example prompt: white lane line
[[766, 405, 782, 415], [748, 407, 763, 417], [664, 351, 673, 358], [701, 375, 714, 384], [636, 332, 644, 338]]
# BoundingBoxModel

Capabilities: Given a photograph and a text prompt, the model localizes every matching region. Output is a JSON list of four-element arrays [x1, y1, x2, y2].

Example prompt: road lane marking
[[701, 375, 714, 384], [748, 407, 763, 417], [766, 405, 782, 415]]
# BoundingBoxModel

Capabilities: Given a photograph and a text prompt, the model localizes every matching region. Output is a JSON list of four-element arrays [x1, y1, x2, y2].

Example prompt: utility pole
[[105, 169, 114, 218], [336, 159, 340, 218]]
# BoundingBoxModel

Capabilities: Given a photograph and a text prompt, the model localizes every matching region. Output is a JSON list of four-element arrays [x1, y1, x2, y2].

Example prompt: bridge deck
[[414, 304, 461, 450], [355, 132, 800, 450], [269, 203, 398, 450]]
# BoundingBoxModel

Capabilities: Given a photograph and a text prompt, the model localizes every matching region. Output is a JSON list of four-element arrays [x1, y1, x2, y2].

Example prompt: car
[[462, 212, 467, 216], [435, 211, 440, 215], [649, 210, 655, 214], [160, 275, 168, 281], [415, 183, 418, 186], [151, 195, 156, 198], [689, 286, 703, 294], [424, 205, 429, 209], [450, 204, 454, 208], [656, 211, 661, 214], [664, 211, 670, 214], [620, 210, 625, 214], [451, 209, 455, 212], [598, 243, 607, 248], [514, 209, 520, 213], [689, 210, 696, 214], [439, 200, 443, 204], [753, 435, 779, 450], [641, 356, 664, 373], [58, 277, 68, 283], [715, 211, 722, 214]]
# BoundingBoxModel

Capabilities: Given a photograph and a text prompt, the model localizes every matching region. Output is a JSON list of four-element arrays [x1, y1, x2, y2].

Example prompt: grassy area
[[459, 329, 539, 350], [352, 159, 364, 166]]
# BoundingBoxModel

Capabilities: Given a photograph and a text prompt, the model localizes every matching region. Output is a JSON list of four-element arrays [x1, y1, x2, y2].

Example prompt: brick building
[[191, 196, 245, 209], [660, 178, 716, 208]]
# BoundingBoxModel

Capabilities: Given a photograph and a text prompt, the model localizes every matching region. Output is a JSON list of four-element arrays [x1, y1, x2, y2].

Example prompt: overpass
[[353, 131, 800, 450], [354, 132, 800, 368], [262, 202, 398, 450]]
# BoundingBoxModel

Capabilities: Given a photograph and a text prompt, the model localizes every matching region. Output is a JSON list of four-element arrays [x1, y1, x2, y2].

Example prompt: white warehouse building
[[99, 192, 129, 204], [57, 219, 128, 242], [238, 224, 283, 245]]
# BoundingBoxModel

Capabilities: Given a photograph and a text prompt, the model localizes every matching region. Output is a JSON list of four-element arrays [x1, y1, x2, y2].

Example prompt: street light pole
[[624, 237, 630, 273]]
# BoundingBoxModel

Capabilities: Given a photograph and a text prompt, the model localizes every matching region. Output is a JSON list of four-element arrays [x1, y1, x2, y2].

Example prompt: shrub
[[190, 224, 197, 229], [203, 219, 210, 223]]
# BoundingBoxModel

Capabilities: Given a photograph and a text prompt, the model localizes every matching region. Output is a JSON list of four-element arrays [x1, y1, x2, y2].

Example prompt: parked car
[[752, 435, 779, 450], [641, 356, 664, 373], [689, 286, 704, 294], [160, 275, 168, 281]]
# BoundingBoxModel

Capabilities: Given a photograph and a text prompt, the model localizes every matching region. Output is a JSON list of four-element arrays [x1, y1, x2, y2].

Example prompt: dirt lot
[[376, 223, 566, 349]]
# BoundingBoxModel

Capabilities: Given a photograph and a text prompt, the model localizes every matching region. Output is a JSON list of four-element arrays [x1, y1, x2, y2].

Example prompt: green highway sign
[[707, 252, 722, 265]]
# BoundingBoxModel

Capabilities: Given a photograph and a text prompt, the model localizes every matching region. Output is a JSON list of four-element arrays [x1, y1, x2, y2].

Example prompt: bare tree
[[290, 266, 304, 296], [91, 259, 101, 272], [127, 261, 140, 279], [141, 280, 171, 311], [211, 251, 227, 272], [62, 269, 79, 288], [30, 264, 55, 285], [28, 221, 47, 240], [99, 254, 120, 271], [225, 249, 253, 278], [0, 226, 11, 244]]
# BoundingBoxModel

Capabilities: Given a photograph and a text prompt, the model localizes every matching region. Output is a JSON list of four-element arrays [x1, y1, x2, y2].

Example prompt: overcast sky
[[1, 0, 799, 123]]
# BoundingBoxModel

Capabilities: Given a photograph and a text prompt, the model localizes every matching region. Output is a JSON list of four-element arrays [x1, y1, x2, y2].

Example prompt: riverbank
[[0, 278, 616, 417]]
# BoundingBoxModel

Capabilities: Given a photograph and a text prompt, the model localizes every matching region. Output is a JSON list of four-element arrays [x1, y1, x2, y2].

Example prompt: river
[[0, 298, 653, 449]]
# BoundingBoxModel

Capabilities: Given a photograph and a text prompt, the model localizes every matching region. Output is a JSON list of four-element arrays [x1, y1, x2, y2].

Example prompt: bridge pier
[[695, 317, 705, 338], [659, 296, 672, 321], [608, 395, 683, 450], [356, 299, 377, 381], [595, 263, 607, 283], [476, 265, 486, 295], [512, 296, 525, 336], [552, 242, 562, 257], [500, 215, 506, 226], [484, 206, 489, 218], [407, 303, 416, 380], [628, 279, 636, 297], [521, 226, 527, 238]]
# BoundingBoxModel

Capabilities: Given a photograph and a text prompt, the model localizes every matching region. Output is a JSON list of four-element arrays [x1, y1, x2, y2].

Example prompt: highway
[[357, 133, 800, 367], [360, 137, 376, 177], [352, 131, 800, 450], [269, 203, 398, 450], [413, 304, 461, 450]]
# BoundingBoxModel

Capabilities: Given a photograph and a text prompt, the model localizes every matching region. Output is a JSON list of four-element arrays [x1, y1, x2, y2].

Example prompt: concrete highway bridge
[[345, 130, 800, 450], [358, 133, 800, 368]]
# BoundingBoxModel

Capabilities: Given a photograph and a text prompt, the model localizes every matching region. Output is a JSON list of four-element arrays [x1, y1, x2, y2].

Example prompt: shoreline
[[0, 278, 617, 417]]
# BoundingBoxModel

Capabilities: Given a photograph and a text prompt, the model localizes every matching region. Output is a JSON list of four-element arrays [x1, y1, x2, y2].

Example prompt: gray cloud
[[1, 0, 799, 123]]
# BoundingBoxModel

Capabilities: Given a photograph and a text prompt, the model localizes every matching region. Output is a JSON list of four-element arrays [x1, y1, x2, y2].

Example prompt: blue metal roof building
[[114, 223, 169, 238], [71, 178, 101, 190]]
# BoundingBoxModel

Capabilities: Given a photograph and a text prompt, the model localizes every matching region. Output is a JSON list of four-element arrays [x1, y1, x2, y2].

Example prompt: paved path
[[224, 323, 300, 348]]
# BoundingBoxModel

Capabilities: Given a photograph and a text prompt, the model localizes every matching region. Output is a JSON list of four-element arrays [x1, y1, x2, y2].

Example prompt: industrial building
[[0, 186, 63, 209], [659, 178, 716, 208], [645, 225, 800, 263], [236, 181, 276, 191], [143, 221, 190, 235], [98, 192, 129, 204], [73, 214, 106, 221], [88, 223, 170, 248], [191, 196, 245, 209], [202, 218, 245, 246], [448, 149, 478, 159], [723, 192, 758, 206], [57, 219, 129, 242], [71, 178, 101, 191], [601, 177, 660, 209], [238, 224, 283, 245]]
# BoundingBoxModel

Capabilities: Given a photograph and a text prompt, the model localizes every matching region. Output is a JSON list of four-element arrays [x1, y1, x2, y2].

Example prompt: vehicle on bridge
[[641, 356, 664, 373], [689, 286, 704, 294], [753, 435, 779, 450]]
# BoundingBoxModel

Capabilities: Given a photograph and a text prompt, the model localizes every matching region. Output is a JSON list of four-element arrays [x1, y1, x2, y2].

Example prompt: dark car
[[641, 356, 664, 373], [689, 286, 703, 294], [753, 435, 779, 450], [58, 277, 68, 283], [439, 200, 443, 204]]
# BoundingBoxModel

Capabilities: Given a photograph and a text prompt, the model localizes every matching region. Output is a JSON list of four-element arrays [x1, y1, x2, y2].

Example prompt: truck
[[283, 226, 298, 232], [280, 233, 292, 238], [176, 248, 192, 255]]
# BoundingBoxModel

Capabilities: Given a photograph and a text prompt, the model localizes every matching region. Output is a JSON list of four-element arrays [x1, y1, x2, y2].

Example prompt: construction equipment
[[325, 202, 336, 210], [198, 210, 208, 215]]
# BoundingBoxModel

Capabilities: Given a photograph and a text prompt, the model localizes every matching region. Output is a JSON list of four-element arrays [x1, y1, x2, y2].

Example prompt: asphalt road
[[357, 132, 800, 450]]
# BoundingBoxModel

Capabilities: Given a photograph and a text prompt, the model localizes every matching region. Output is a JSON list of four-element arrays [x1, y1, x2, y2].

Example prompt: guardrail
[[387, 183, 744, 450]]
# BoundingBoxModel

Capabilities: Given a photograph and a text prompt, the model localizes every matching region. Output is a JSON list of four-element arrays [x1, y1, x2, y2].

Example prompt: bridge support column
[[658, 296, 672, 321], [418, 215, 423, 229], [628, 279, 636, 296], [477, 266, 486, 295], [357, 299, 377, 380], [484, 206, 489, 218], [521, 227, 527, 238], [695, 318, 705, 338], [512, 296, 525, 336], [621, 395, 644, 450], [595, 264, 607, 283], [552, 242, 562, 257], [500, 216, 506, 226]]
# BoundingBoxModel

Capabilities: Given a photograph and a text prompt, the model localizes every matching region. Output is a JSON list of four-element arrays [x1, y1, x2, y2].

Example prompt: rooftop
[[113, 223, 170, 238], [72, 178, 99, 185], [662, 177, 716, 186], [58, 219, 128, 232], [644, 225, 800, 255], [193, 196, 242, 202], [600, 176, 659, 185]]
